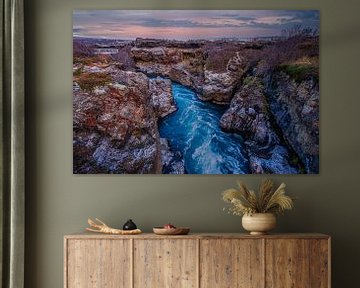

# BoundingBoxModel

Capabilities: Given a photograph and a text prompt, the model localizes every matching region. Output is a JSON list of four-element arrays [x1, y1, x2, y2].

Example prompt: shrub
[[202, 42, 241, 72], [74, 55, 112, 66], [279, 57, 318, 82], [75, 72, 112, 92], [255, 27, 319, 76]]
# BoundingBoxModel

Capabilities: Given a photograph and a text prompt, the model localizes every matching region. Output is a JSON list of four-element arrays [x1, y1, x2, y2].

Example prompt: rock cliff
[[201, 52, 247, 104], [264, 72, 319, 173], [131, 41, 249, 104], [149, 77, 177, 118], [73, 36, 319, 174], [131, 46, 205, 93], [73, 62, 178, 173], [220, 76, 300, 174]]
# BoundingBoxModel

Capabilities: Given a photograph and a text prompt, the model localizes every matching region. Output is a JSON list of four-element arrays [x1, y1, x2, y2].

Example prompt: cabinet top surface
[[64, 232, 330, 240]]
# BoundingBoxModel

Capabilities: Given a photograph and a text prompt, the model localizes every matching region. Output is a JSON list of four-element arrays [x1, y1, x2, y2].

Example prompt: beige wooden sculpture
[[86, 218, 142, 235]]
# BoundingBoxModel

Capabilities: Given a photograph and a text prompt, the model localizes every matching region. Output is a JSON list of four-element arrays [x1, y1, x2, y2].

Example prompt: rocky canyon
[[73, 34, 319, 174]]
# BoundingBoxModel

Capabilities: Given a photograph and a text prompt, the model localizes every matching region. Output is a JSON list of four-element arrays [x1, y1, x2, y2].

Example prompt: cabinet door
[[66, 239, 131, 288], [309, 239, 330, 288], [200, 239, 264, 288], [134, 239, 198, 288], [266, 239, 309, 287]]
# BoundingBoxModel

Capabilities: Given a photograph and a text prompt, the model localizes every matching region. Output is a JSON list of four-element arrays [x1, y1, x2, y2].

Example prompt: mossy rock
[[243, 76, 264, 89], [279, 63, 318, 82], [75, 72, 113, 92]]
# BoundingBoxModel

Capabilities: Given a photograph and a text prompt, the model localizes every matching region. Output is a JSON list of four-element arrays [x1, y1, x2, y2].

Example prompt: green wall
[[25, 0, 360, 287]]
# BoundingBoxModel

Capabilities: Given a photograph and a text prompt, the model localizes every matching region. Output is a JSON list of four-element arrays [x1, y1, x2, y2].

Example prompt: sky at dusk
[[73, 10, 319, 40]]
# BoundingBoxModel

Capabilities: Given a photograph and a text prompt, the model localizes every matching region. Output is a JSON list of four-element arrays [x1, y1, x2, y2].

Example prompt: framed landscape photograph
[[73, 10, 319, 174]]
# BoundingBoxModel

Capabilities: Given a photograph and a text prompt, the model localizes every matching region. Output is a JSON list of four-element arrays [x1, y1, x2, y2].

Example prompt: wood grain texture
[[64, 234, 331, 288], [66, 239, 131, 288], [133, 239, 197, 288], [310, 239, 330, 288], [265, 239, 310, 288], [200, 239, 264, 288], [65, 233, 330, 240]]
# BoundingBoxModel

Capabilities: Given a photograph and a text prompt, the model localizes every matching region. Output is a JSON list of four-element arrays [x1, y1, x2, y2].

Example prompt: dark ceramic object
[[123, 219, 137, 230]]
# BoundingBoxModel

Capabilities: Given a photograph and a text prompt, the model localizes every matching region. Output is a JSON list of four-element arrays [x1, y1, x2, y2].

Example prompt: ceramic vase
[[242, 213, 276, 235]]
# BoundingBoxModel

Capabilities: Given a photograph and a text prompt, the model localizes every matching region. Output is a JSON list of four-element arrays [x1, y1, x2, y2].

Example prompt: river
[[159, 82, 250, 174]]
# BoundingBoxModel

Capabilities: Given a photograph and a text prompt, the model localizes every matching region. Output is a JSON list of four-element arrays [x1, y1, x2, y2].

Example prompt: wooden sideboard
[[64, 233, 330, 288]]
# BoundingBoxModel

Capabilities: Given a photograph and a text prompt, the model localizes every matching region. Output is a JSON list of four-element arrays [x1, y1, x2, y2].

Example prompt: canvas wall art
[[73, 10, 319, 174]]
